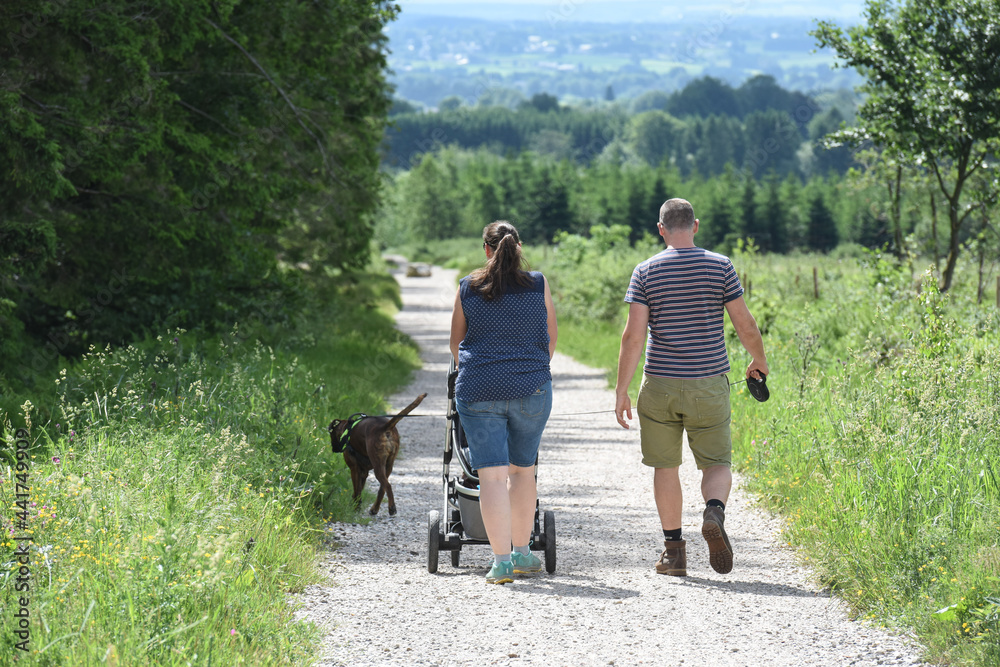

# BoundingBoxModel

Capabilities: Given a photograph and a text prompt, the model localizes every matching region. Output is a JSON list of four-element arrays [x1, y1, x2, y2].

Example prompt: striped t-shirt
[[624, 246, 743, 379]]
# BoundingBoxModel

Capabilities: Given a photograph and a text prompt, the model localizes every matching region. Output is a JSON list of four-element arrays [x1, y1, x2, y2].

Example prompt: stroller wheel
[[427, 510, 440, 574], [451, 549, 460, 567], [543, 510, 556, 573]]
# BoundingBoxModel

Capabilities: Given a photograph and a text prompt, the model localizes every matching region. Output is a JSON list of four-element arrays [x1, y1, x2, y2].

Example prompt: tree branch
[[203, 17, 340, 182], [21, 93, 74, 116], [175, 99, 238, 136], [75, 187, 117, 197]]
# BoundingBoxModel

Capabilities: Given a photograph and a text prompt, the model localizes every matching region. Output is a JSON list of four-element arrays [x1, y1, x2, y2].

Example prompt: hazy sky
[[395, 0, 867, 22]]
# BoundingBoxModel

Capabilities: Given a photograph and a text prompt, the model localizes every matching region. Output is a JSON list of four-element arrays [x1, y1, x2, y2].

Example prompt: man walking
[[615, 198, 768, 576]]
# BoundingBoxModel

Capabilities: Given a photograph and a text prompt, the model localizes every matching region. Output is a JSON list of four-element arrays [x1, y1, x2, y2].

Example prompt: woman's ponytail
[[469, 220, 533, 300]]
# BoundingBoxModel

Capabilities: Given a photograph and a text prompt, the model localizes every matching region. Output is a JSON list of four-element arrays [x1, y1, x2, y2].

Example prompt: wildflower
[[230, 629, 237, 636], [52, 457, 61, 465]]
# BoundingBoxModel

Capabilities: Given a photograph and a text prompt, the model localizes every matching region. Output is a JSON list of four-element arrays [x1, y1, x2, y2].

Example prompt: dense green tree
[[740, 178, 768, 249], [627, 111, 685, 167], [526, 93, 561, 113], [404, 153, 463, 240], [692, 116, 742, 176], [521, 167, 574, 243], [847, 149, 912, 255], [806, 191, 839, 252], [631, 90, 671, 113], [742, 110, 803, 178], [1, 0, 398, 380], [736, 74, 815, 118], [668, 76, 741, 118], [623, 171, 655, 241], [647, 175, 672, 224], [813, 0, 1000, 290], [528, 130, 576, 161], [808, 108, 854, 175], [439, 96, 463, 111], [856, 208, 893, 250], [759, 175, 790, 253], [466, 177, 506, 232], [699, 167, 742, 250]]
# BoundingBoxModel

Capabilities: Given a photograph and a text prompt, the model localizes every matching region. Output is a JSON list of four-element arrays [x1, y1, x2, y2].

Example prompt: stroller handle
[[447, 359, 458, 399]]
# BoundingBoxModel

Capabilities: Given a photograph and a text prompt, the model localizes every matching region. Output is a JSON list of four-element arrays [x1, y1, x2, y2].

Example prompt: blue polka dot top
[[456, 271, 552, 402]]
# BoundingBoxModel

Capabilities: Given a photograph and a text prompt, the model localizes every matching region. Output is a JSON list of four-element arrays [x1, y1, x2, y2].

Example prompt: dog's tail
[[381, 393, 427, 432]]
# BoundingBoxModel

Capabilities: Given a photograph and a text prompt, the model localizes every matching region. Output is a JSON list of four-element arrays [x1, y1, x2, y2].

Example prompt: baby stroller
[[427, 360, 556, 574]]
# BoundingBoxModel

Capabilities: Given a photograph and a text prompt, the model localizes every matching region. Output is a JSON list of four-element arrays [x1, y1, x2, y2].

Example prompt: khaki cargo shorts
[[636, 373, 732, 469]]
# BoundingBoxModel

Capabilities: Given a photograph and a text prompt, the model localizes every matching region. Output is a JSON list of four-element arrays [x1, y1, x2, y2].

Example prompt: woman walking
[[449, 221, 558, 584]]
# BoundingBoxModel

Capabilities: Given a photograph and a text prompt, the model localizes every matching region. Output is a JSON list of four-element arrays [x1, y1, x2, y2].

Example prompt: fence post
[[813, 266, 819, 300]]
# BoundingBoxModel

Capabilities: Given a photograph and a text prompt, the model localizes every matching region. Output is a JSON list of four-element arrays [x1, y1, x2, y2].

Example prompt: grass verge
[[539, 237, 1000, 666], [0, 268, 421, 665]]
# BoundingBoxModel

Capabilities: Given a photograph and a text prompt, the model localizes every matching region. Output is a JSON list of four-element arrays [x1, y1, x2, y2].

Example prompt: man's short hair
[[659, 198, 696, 232]]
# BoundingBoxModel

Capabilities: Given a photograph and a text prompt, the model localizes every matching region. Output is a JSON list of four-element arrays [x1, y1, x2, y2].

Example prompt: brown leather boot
[[655, 539, 687, 576], [702, 505, 733, 574]]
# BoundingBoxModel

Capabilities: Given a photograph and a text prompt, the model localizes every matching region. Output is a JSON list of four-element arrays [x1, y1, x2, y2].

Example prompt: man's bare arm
[[724, 296, 769, 379], [615, 302, 650, 429]]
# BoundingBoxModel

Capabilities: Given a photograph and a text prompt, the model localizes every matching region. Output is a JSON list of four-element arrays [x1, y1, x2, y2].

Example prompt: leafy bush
[[544, 224, 659, 323]]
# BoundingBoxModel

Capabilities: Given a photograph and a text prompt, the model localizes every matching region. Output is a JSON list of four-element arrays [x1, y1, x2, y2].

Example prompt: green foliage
[[382, 75, 835, 182], [812, 0, 1000, 290], [383, 104, 625, 169], [666, 74, 817, 121], [524, 93, 561, 113], [626, 110, 685, 167], [806, 190, 839, 252], [545, 224, 651, 324], [0, 0, 399, 384], [538, 243, 1000, 665], [376, 146, 862, 261], [0, 268, 420, 665], [667, 76, 742, 118]]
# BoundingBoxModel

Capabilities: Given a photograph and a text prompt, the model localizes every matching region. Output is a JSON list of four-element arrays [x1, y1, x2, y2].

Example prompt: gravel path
[[295, 265, 928, 667]]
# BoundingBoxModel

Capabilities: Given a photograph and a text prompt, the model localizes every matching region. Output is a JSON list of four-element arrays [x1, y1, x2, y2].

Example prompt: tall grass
[[537, 230, 1000, 665], [0, 269, 421, 665], [732, 270, 1000, 666]]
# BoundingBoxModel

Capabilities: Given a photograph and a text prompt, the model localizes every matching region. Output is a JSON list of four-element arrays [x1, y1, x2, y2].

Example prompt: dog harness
[[334, 413, 372, 468]]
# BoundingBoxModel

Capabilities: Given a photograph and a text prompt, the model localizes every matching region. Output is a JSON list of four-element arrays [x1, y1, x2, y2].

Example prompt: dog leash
[[359, 409, 615, 419], [362, 375, 769, 421]]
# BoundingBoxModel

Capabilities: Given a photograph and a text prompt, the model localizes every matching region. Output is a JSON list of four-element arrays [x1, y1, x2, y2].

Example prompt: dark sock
[[663, 528, 682, 541], [706, 499, 726, 511]]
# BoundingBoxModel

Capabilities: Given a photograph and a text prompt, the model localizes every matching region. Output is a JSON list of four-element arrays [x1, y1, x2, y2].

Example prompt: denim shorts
[[455, 382, 553, 470]]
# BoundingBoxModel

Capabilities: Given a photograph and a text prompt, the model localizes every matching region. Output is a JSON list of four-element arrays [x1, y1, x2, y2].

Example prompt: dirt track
[[294, 263, 927, 667]]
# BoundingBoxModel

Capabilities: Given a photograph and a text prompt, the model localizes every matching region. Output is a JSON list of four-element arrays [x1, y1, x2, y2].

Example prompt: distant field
[[386, 12, 864, 104], [639, 60, 701, 75]]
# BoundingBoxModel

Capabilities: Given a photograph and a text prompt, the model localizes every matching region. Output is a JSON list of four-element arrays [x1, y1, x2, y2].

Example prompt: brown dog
[[328, 393, 426, 516]]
